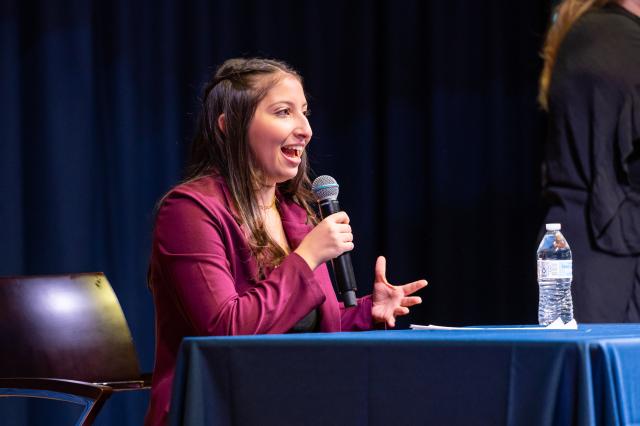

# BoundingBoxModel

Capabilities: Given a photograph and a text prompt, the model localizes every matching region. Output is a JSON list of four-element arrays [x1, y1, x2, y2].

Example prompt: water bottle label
[[537, 260, 572, 280]]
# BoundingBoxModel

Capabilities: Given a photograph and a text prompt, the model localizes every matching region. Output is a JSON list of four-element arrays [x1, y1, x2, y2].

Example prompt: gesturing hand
[[372, 256, 428, 328]]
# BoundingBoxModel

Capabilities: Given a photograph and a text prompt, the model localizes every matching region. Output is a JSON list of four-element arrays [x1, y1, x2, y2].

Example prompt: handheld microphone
[[311, 175, 357, 307]]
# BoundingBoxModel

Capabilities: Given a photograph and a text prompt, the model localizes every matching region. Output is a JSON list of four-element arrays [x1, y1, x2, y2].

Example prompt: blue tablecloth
[[169, 324, 640, 426]]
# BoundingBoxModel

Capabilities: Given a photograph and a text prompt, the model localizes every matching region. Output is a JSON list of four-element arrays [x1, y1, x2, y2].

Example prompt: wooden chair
[[0, 273, 151, 425]]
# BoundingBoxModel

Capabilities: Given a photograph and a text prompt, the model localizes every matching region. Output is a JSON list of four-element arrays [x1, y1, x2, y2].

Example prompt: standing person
[[144, 58, 428, 425], [539, 0, 640, 322]]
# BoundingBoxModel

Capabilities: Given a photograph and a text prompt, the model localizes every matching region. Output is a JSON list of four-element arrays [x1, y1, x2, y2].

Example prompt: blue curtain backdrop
[[0, 0, 550, 424]]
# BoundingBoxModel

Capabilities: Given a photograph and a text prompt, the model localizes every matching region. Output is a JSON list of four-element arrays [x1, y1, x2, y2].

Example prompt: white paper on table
[[409, 318, 578, 331]]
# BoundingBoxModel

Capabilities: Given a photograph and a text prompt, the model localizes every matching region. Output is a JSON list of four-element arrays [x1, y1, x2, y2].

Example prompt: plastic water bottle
[[536, 223, 573, 325]]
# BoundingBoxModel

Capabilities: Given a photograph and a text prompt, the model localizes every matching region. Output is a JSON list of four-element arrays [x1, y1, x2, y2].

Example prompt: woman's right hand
[[294, 212, 354, 270]]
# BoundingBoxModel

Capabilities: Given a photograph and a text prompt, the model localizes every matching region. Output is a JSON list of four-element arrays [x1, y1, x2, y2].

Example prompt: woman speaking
[[144, 58, 427, 425]]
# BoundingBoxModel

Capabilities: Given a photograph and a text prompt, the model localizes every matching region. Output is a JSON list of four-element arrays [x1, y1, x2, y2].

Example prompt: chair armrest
[[95, 372, 152, 391], [0, 377, 115, 426], [0, 377, 111, 400]]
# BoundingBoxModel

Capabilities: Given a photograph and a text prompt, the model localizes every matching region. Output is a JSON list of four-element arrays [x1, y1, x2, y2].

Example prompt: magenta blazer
[[144, 175, 373, 426]]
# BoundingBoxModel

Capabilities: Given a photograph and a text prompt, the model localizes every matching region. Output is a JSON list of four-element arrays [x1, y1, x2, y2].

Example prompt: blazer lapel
[[277, 196, 313, 251]]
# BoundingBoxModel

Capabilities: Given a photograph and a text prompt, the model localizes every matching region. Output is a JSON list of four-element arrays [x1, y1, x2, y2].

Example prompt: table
[[169, 324, 640, 426]]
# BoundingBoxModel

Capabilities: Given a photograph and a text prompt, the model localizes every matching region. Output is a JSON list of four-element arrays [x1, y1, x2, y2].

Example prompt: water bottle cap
[[546, 223, 561, 231]]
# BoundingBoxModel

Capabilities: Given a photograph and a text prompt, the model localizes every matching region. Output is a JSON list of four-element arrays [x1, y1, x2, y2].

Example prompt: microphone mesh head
[[311, 175, 339, 201]]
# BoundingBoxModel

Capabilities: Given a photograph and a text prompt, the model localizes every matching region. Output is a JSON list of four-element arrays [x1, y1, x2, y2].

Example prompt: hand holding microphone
[[294, 211, 354, 270], [295, 175, 426, 314], [295, 175, 358, 307]]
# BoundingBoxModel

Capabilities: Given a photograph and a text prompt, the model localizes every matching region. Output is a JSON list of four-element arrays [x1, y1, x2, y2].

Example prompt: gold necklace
[[259, 196, 277, 210]]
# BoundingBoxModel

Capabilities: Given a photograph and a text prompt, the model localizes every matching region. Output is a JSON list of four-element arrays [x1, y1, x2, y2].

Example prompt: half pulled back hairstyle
[[186, 58, 317, 275]]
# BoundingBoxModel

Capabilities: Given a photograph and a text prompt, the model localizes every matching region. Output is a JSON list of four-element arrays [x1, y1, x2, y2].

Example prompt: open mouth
[[281, 146, 304, 158]]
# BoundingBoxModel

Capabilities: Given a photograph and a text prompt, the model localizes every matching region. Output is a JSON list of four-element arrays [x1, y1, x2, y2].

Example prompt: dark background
[[0, 0, 550, 424]]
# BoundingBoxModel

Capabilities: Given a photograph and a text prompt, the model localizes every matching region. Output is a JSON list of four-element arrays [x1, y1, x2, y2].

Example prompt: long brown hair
[[186, 58, 317, 274], [538, 0, 613, 110]]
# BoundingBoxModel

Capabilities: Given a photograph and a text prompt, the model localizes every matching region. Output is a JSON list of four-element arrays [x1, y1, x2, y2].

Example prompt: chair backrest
[[0, 273, 143, 383]]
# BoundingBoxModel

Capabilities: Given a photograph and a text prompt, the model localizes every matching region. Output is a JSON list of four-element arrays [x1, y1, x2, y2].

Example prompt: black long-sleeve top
[[543, 3, 640, 321]]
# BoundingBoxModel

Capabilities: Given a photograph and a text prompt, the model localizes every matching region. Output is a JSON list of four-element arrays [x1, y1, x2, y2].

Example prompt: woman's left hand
[[371, 256, 428, 328]]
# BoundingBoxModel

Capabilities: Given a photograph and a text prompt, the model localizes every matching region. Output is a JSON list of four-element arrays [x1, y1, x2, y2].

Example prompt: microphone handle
[[319, 199, 358, 307]]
